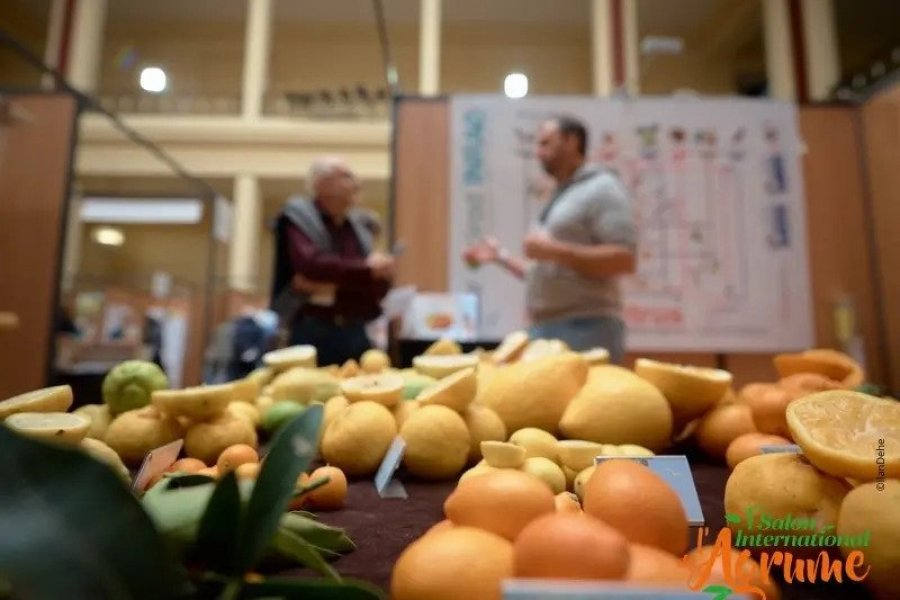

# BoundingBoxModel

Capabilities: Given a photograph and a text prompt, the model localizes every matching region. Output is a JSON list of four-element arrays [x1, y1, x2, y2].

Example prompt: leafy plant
[[0, 405, 384, 599]]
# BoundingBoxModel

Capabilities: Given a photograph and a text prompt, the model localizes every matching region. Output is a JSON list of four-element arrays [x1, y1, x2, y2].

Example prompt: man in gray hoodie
[[463, 116, 637, 363]]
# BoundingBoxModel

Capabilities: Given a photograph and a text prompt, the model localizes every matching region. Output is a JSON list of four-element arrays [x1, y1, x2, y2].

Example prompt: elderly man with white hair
[[270, 156, 395, 366]]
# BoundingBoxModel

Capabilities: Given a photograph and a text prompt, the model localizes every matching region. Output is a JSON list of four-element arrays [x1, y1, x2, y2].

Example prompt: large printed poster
[[449, 95, 814, 352]]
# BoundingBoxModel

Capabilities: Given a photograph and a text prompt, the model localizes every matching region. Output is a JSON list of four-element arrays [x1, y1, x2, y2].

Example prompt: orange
[[743, 386, 793, 437], [737, 382, 779, 405], [391, 527, 513, 600], [786, 390, 900, 480], [554, 492, 581, 513], [235, 462, 260, 480], [626, 543, 691, 587], [694, 402, 757, 459], [633, 358, 732, 429], [216, 443, 259, 474], [513, 512, 629, 580], [725, 432, 792, 469], [305, 465, 348, 511], [167, 457, 207, 474], [443, 470, 555, 541], [684, 544, 780, 600], [197, 466, 219, 480], [582, 459, 689, 556], [774, 349, 864, 388], [422, 519, 454, 537], [779, 372, 843, 397]]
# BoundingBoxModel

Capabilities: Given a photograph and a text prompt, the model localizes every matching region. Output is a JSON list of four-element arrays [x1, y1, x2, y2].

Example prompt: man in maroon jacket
[[271, 157, 395, 366]]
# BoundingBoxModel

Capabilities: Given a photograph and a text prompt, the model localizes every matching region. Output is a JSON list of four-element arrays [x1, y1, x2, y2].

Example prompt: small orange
[[235, 462, 261, 480], [725, 432, 792, 469], [167, 457, 207, 474], [694, 403, 757, 459], [626, 543, 691, 587], [288, 472, 311, 511], [513, 512, 629, 580], [216, 444, 259, 474], [197, 466, 219, 479], [305, 465, 348, 511], [583, 459, 689, 556], [554, 492, 581, 513]]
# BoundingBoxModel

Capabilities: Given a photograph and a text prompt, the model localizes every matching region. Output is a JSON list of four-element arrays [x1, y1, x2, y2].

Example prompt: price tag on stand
[[503, 579, 752, 599], [594, 455, 704, 526], [374, 436, 407, 499], [132, 439, 183, 492], [760, 444, 803, 454]]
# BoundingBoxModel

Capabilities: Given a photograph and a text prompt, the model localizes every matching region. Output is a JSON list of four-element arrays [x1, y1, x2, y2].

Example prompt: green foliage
[[0, 405, 384, 599]]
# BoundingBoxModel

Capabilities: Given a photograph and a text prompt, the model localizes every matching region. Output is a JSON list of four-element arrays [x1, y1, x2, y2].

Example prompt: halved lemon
[[262, 345, 317, 371], [413, 354, 479, 379], [491, 330, 529, 364], [340, 372, 404, 408], [417, 367, 477, 413], [556, 440, 604, 471], [5, 411, 90, 444], [519, 339, 569, 362], [581, 347, 611, 366], [480, 441, 526, 468], [151, 384, 233, 420], [786, 390, 900, 481], [774, 349, 864, 388], [0, 385, 73, 419], [634, 358, 732, 428]]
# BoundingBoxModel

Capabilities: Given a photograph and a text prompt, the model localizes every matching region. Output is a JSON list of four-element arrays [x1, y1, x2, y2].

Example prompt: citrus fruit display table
[[308, 453, 874, 600]]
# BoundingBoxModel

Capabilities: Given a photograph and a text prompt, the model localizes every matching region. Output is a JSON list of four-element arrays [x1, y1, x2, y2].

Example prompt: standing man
[[270, 156, 395, 366], [463, 116, 637, 363]]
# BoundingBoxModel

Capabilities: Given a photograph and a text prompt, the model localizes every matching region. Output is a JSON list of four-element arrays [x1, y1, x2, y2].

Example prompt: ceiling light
[[92, 227, 125, 247], [504, 73, 528, 99], [139, 66, 167, 93]]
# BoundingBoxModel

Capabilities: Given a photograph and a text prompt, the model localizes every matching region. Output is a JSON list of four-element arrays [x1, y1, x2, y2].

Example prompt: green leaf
[[238, 576, 386, 600], [163, 473, 219, 490], [724, 513, 742, 524], [236, 405, 323, 573], [0, 426, 181, 599], [279, 512, 356, 554], [270, 529, 340, 581], [193, 471, 242, 574], [142, 480, 216, 553], [702, 584, 734, 600]]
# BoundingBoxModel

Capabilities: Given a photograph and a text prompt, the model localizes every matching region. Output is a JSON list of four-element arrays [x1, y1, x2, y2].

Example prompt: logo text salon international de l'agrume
[[683, 506, 872, 600]]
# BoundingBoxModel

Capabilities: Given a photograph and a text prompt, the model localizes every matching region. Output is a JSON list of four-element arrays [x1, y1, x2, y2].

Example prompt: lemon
[[459, 463, 504, 485], [0, 385, 73, 419], [521, 457, 566, 494], [269, 368, 341, 404], [423, 338, 462, 356], [519, 339, 569, 362], [262, 345, 317, 371], [400, 405, 471, 480], [581, 347, 611, 366], [574, 465, 597, 502], [634, 358, 732, 429], [463, 404, 507, 463], [5, 411, 90, 445], [321, 401, 397, 476], [341, 372, 404, 408], [104, 406, 183, 466], [481, 441, 527, 468], [490, 330, 529, 364], [80, 437, 130, 482], [74, 403, 112, 440], [616, 444, 655, 457], [417, 367, 477, 413], [413, 354, 479, 379], [786, 390, 900, 480], [508, 428, 559, 462], [151, 384, 233, 420], [360, 349, 391, 373], [556, 440, 604, 471]]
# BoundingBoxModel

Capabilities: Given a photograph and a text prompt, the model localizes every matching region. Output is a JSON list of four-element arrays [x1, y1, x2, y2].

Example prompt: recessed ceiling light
[[93, 226, 125, 246], [139, 66, 167, 93], [504, 73, 528, 99]]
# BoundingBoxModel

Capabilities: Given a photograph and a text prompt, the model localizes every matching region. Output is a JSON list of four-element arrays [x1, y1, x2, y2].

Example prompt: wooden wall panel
[[392, 99, 450, 291], [0, 94, 77, 398], [861, 85, 900, 392]]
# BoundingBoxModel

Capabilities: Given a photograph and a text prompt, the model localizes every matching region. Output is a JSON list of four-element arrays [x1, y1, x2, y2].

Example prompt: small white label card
[[503, 579, 750, 599], [132, 439, 184, 492], [594, 455, 704, 526], [374, 436, 407, 499], [760, 444, 802, 454]]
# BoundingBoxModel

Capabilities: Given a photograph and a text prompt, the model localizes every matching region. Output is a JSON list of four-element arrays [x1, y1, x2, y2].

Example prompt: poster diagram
[[449, 96, 814, 352]]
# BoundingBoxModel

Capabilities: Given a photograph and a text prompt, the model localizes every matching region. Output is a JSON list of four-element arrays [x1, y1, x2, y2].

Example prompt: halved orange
[[774, 348, 864, 388], [786, 390, 899, 480]]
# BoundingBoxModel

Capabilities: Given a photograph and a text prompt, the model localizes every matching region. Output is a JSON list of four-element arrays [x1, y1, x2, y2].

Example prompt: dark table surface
[[311, 453, 873, 599]]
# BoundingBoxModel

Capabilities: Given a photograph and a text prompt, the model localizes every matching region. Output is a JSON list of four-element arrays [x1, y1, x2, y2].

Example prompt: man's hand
[[523, 230, 560, 261], [292, 273, 336, 295], [462, 237, 500, 267], [366, 252, 396, 280]]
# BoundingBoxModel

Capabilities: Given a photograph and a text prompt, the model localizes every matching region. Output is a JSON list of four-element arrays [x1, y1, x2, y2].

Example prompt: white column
[[67, 0, 108, 93], [229, 175, 262, 291], [591, 0, 614, 96], [418, 0, 442, 95], [241, 0, 273, 120], [763, 0, 796, 101], [622, 0, 640, 96], [802, 0, 840, 101]]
